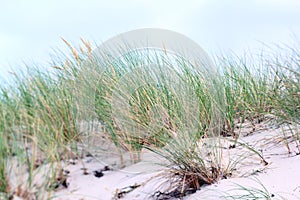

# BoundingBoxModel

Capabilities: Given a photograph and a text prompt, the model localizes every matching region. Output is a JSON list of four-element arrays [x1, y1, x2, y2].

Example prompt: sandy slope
[[8, 122, 300, 200]]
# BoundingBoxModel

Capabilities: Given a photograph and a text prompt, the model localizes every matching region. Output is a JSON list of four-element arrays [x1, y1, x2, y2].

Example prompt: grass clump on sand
[[0, 40, 86, 198], [0, 38, 299, 199]]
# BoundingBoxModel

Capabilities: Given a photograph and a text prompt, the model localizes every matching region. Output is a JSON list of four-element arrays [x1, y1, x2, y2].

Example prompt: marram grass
[[0, 39, 299, 198]]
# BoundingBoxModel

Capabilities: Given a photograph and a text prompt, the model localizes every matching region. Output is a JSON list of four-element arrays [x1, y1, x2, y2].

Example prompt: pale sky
[[1, 0, 300, 79]]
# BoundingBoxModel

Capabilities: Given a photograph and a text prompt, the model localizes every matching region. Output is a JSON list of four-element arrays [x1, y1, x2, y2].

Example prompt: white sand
[[8, 121, 300, 200]]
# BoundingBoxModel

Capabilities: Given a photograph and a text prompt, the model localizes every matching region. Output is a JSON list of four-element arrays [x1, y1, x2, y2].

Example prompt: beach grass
[[0, 39, 299, 198]]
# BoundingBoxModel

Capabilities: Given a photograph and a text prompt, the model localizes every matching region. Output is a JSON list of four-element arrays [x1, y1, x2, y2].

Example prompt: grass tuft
[[0, 38, 299, 198]]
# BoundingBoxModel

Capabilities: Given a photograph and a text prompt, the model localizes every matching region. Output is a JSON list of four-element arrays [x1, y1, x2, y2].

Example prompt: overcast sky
[[1, 0, 300, 78]]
